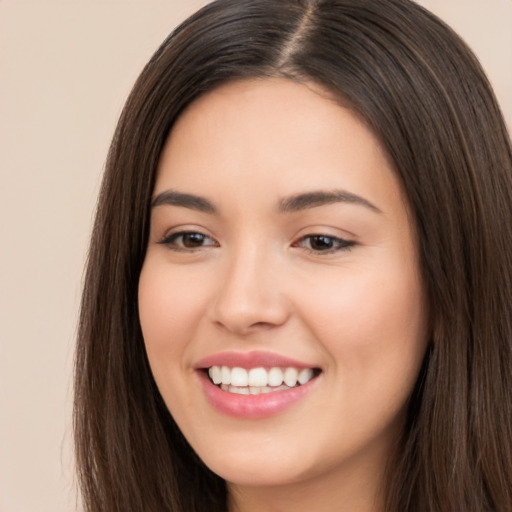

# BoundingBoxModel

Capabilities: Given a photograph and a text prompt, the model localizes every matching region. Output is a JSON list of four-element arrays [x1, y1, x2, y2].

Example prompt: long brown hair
[[74, 1, 512, 510]]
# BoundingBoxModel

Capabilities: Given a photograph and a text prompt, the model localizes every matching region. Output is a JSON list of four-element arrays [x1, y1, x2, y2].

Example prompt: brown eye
[[180, 232, 210, 248], [159, 231, 217, 251], [307, 235, 337, 251], [296, 235, 354, 253]]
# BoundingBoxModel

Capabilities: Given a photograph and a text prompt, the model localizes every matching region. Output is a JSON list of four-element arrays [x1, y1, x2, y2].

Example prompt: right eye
[[158, 231, 218, 251]]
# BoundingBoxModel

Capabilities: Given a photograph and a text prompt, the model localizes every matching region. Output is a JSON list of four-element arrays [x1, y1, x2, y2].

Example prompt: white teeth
[[284, 367, 299, 387], [268, 367, 284, 387], [248, 367, 268, 387], [209, 366, 222, 385], [231, 367, 248, 387], [208, 365, 317, 392], [221, 366, 231, 385], [298, 368, 314, 385], [222, 384, 291, 394]]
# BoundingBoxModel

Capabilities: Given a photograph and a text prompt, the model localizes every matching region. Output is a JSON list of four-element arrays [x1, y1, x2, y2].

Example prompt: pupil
[[183, 233, 204, 247], [311, 236, 333, 250]]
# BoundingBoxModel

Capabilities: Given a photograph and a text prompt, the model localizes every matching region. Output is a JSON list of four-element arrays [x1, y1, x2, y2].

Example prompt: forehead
[[155, 78, 402, 215]]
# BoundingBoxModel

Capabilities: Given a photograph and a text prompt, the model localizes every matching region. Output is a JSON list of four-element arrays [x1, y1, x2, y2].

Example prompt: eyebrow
[[278, 190, 381, 213], [151, 190, 217, 213], [151, 188, 381, 215]]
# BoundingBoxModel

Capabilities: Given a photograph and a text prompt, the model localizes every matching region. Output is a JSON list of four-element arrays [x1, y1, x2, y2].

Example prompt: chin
[[190, 431, 329, 488], [207, 456, 308, 487]]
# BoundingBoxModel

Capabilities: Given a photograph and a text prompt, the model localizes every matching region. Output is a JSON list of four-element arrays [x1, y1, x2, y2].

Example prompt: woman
[[74, 0, 512, 510]]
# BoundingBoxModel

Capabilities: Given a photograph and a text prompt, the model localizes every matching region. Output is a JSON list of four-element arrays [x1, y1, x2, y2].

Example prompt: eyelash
[[157, 231, 218, 251], [157, 231, 355, 254], [293, 234, 355, 254]]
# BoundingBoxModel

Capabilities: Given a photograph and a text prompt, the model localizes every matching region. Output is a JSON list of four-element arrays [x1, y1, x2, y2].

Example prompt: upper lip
[[194, 350, 319, 370]]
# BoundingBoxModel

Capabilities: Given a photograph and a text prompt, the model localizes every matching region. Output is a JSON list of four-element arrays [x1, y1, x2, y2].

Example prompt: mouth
[[196, 352, 322, 418], [204, 365, 322, 395]]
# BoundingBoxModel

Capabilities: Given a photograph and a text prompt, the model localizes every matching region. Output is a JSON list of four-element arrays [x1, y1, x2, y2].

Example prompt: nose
[[209, 245, 290, 335]]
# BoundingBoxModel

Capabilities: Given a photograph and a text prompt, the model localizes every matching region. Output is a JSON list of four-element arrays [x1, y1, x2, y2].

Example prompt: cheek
[[138, 262, 206, 371], [297, 260, 427, 382]]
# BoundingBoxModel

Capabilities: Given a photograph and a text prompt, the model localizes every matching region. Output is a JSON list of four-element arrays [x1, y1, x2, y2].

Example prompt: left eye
[[158, 231, 217, 250], [295, 234, 354, 253]]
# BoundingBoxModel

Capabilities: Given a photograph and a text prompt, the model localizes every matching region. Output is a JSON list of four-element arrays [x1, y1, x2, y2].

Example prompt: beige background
[[0, 1, 510, 511]]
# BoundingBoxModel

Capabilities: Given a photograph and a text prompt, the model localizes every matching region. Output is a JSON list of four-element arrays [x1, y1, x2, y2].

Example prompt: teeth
[[268, 367, 284, 387], [221, 384, 292, 394], [209, 366, 222, 385], [230, 367, 248, 387], [221, 366, 231, 385], [298, 368, 314, 385], [284, 367, 298, 387], [250, 386, 271, 394], [208, 365, 317, 392], [248, 367, 268, 387]]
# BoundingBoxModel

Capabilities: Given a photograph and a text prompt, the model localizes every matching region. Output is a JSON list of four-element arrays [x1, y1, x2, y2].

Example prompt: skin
[[138, 78, 429, 512]]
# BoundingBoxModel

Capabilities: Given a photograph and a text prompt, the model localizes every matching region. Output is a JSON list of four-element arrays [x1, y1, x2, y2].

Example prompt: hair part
[[75, 1, 512, 510]]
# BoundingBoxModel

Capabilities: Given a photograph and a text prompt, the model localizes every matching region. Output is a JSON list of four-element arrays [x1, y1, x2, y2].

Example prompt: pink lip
[[194, 351, 321, 419], [194, 350, 317, 370], [197, 371, 319, 419]]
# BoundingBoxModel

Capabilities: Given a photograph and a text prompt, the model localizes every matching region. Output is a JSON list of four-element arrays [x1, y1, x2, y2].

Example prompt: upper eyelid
[[157, 229, 218, 248], [294, 234, 354, 246], [157, 225, 214, 239], [293, 228, 354, 242]]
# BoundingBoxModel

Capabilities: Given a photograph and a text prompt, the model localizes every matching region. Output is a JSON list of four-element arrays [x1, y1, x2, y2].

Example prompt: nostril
[[248, 321, 278, 330]]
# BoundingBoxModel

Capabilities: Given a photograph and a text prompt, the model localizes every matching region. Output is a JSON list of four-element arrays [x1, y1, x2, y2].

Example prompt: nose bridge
[[211, 237, 288, 333]]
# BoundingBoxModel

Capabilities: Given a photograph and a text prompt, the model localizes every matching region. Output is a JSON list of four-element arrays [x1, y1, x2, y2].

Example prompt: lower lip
[[197, 371, 319, 419]]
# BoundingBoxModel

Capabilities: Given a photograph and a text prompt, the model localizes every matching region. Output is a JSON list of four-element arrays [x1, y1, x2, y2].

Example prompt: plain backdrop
[[0, 1, 510, 511]]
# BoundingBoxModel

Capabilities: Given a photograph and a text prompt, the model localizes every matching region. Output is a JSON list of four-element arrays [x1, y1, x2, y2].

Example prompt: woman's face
[[139, 78, 428, 500]]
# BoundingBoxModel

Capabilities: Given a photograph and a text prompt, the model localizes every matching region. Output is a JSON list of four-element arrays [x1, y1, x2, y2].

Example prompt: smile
[[195, 351, 322, 418], [207, 366, 318, 395]]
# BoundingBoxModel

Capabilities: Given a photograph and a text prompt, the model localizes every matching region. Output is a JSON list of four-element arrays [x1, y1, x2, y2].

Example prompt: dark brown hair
[[74, 1, 512, 510]]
